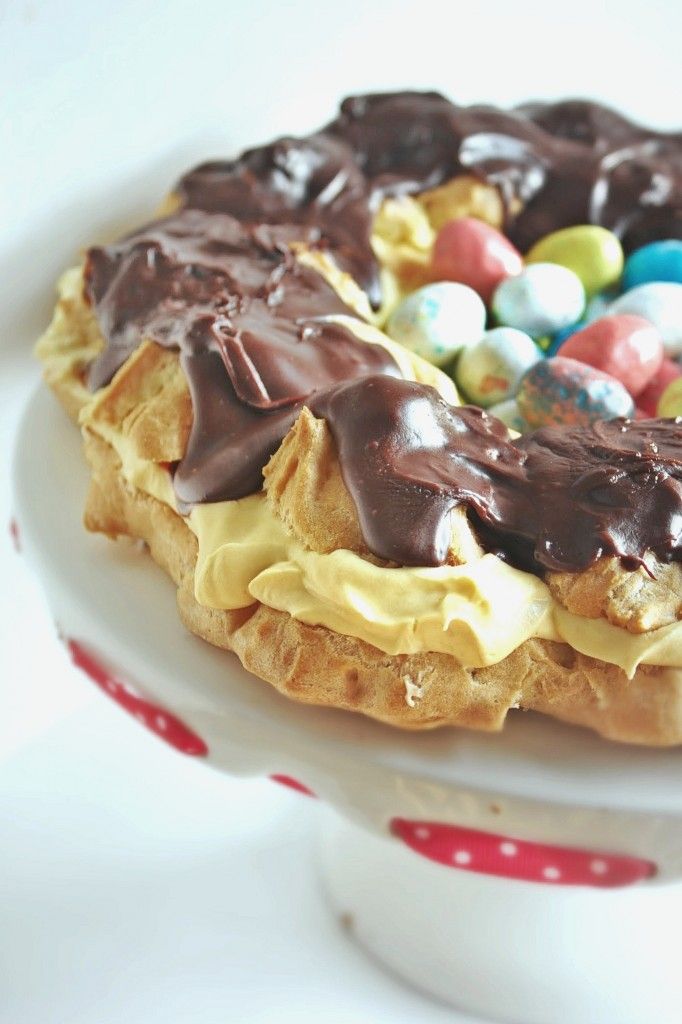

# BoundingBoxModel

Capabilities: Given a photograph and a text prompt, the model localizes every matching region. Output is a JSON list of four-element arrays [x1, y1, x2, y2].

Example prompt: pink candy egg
[[432, 217, 523, 303], [637, 357, 682, 417], [557, 315, 663, 397]]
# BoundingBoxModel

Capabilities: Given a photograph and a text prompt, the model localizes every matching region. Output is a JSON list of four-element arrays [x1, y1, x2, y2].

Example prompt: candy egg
[[544, 320, 587, 356], [557, 315, 663, 396], [487, 398, 529, 434], [492, 264, 585, 338], [432, 217, 523, 303], [637, 357, 682, 417], [657, 377, 682, 418], [584, 291, 613, 323], [386, 282, 486, 365], [622, 240, 682, 291], [525, 225, 624, 297], [455, 327, 541, 407], [607, 283, 682, 355], [517, 357, 635, 427]]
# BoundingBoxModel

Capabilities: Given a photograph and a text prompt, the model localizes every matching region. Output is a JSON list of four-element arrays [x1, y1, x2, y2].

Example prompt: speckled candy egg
[[487, 398, 529, 434], [622, 240, 682, 290], [637, 357, 682, 417], [517, 357, 635, 428], [455, 327, 541, 407], [607, 283, 682, 355], [557, 315, 663, 397], [525, 225, 624, 297], [492, 264, 585, 338], [386, 282, 486, 366], [432, 218, 523, 303]]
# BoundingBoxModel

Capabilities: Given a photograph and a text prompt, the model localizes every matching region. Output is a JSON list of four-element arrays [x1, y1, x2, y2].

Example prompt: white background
[[2, 1, 681, 1020]]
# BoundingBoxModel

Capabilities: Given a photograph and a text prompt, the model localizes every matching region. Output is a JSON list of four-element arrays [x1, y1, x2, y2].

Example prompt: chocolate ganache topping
[[312, 376, 682, 572], [83, 91, 682, 574]]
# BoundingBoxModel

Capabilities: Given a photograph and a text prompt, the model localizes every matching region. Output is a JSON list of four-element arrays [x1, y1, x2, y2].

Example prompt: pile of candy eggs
[[385, 219, 682, 431]]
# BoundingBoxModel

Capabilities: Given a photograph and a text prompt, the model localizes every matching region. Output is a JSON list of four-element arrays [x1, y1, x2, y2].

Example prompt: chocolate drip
[[85, 210, 399, 503], [314, 375, 682, 573], [83, 91, 682, 571]]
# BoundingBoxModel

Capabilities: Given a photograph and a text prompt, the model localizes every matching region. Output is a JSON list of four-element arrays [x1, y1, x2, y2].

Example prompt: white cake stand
[[13, 387, 682, 1024]]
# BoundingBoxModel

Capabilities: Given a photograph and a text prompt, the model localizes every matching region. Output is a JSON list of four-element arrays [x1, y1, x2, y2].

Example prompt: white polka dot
[[500, 841, 518, 857], [134, 711, 147, 724], [453, 850, 472, 865], [542, 866, 561, 881], [155, 714, 168, 731], [106, 680, 117, 692], [590, 858, 609, 876], [414, 826, 431, 841]]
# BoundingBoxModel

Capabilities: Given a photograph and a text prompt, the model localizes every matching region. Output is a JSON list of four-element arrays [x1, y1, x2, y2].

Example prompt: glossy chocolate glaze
[[84, 91, 682, 570], [178, 92, 682, 293], [315, 375, 682, 572], [85, 210, 399, 503]]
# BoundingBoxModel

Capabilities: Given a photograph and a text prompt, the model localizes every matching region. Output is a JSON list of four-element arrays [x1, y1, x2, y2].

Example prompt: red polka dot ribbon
[[9, 518, 21, 552], [65, 639, 208, 756], [391, 818, 655, 888], [270, 774, 316, 797]]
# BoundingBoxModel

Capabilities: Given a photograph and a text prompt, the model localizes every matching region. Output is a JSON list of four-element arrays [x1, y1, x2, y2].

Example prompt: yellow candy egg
[[525, 225, 624, 297]]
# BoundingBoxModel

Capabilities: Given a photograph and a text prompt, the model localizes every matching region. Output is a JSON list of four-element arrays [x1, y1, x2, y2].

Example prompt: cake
[[36, 91, 682, 745]]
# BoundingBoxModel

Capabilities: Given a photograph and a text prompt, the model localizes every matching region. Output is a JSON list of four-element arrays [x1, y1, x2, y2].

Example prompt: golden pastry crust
[[263, 407, 369, 558], [82, 426, 682, 746], [263, 406, 484, 566], [548, 557, 682, 634], [84, 340, 192, 463], [35, 226, 682, 746], [34, 267, 103, 421]]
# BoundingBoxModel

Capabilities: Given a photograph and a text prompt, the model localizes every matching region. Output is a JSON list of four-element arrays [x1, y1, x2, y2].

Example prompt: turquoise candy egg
[[487, 398, 529, 434], [492, 263, 585, 338], [387, 282, 487, 366], [455, 327, 541, 407], [517, 357, 635, 428], [622, 240, 682, 290], [546, 320, 588, 356], [607, 283, 682, 355]]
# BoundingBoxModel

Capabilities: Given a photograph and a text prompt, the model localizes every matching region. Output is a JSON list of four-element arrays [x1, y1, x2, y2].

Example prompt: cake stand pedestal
[[13, 387, 682, 1024], [318, 806, 680, 1024]]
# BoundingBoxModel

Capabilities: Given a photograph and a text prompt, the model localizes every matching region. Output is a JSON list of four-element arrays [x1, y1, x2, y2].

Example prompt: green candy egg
[[657, 376, 682, 417], [525, 225, 624, 297]]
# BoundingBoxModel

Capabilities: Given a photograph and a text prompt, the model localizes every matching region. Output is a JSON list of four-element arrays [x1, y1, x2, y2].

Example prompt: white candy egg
[[455, 327, 541, 406], [492, 263, 585, 337], [487, 397, 529, 434], [607, 283, 682, 355], [386, 282, 487, 366]]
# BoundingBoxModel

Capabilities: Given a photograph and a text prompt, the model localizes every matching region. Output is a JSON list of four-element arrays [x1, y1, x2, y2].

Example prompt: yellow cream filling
[[86, 418, 682, 681], [75, 223, 682, 682], [188, 494, 682, 677]]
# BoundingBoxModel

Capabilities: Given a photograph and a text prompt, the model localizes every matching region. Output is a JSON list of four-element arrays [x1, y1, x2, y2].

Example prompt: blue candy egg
[[622, 240, 682, 291]]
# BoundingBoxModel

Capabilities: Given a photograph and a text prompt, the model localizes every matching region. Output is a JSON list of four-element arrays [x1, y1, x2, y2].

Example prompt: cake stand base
[[317, 805, 681, 1024]]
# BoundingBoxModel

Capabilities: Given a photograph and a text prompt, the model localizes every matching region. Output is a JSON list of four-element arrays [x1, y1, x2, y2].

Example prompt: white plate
[[15, 385, 682, 1022], [13, 386, 682, 873]]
